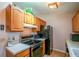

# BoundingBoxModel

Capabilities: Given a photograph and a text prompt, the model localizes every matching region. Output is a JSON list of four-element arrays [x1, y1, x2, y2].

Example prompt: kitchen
[[0, 2, 79, 57]]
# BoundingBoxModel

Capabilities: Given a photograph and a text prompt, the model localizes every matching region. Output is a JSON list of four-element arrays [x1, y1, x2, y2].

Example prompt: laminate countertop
[[6, 43, 30, 55], [66, 39, 79, 57]]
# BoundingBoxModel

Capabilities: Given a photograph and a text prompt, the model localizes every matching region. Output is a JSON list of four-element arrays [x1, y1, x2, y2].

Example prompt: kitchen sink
[[72, 48, 79, 57]]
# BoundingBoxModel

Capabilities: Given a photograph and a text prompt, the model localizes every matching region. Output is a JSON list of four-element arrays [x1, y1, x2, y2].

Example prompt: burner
[[33, 40, 40, 43], [22, 39, 41, 46]]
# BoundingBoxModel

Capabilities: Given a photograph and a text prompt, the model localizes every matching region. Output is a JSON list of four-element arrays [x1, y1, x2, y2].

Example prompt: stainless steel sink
[[72, 48, 79, 57]]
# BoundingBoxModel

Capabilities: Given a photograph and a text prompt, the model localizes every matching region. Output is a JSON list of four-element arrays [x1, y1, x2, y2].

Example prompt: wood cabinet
[[16, 49, 30, 57], [40, 40, 45, 56], [40, 19, 46, 26], [32, 17, 40, 32], [6, 5, 24, 32], [72, 10, 79, 33], [42, 40, 45, 55], [6, 48, 30, 57], [35, 17, 41, 31], [32, 17, 46, 32], [24, 13, 35, 25]]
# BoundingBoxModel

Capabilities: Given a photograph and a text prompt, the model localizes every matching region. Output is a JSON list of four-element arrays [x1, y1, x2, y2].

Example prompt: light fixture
[[24, 23, 38, 28], [48, 2, 61, 8]]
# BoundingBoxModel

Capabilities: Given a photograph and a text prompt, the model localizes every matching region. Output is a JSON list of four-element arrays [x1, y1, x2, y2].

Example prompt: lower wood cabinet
[[16, 49, 30, 57], [6, 48, 30, 57], [42, 41, 45, 56], [40, 40, 45, 56]]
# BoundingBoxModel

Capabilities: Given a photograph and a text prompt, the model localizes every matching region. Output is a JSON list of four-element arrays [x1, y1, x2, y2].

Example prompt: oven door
[[32, 44, 42, 57]]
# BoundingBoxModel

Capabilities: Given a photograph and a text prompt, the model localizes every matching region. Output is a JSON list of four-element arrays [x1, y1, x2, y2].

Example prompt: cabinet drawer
[[16, 49, 29, 57]]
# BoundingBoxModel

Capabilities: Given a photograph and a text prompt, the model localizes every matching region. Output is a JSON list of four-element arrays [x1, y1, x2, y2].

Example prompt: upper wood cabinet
[[35, 17, 41, 31], [6, 5, 24, 32], [72, 11, 79, 33], [24, 13, 35, 25], [32, 17, 46, 32], [40, 19, 46, 26]]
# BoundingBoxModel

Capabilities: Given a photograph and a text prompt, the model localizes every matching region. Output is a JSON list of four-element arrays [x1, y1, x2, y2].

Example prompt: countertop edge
[[6, 43, 30, 55], [66, 40, 79, 57]]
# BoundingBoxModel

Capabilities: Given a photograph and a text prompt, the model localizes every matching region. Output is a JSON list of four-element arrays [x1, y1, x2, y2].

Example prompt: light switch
[[0, 25, 4, 30]]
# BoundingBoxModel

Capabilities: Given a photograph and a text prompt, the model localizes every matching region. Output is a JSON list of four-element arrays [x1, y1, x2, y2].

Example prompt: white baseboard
[[53, 48, 66, 54]]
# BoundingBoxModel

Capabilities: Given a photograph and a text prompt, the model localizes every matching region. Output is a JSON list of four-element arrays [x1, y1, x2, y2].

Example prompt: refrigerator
[[37, 25, 53, 55], [44, 25, 53, 55]]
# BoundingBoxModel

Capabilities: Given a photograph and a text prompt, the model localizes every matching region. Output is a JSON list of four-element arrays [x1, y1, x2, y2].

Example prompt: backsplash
[[20, 28, 32, 37], [7, 32, 20, 43]]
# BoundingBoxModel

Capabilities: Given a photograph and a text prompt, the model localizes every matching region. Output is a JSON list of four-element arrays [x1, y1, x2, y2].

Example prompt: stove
[[21, 39, 42, 57], [22, 39, 41, 46]]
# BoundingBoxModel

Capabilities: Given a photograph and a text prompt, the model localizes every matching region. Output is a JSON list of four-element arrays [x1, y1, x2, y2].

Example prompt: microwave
[[71, 34, 79, 41]]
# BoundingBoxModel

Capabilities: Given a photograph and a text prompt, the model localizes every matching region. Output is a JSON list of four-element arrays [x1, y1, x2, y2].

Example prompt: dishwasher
[[32, 44, 42, 57]]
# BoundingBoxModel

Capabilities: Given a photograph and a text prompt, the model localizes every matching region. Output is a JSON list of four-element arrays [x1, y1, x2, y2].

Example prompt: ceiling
[[13, 2, 79, 15]]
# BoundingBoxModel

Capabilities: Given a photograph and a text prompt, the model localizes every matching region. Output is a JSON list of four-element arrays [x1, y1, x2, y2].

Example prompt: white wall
[[0, 2, 20, 43], [0, 2, 20, 57], [36, 11, 75, 52]]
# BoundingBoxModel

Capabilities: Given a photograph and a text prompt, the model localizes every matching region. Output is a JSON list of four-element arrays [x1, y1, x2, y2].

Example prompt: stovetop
[[21, 39, 41, 47]]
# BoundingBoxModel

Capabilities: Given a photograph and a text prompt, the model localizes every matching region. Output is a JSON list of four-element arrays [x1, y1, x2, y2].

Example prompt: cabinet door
[[72, 11, 79, 32], [31, 14, 35, 25], [24, 13, 35, 24], [6, 5, 12, 31], [40, 41, 45, 56], [36, 18, 41, 31], [32, 17, 43, 32], [16, 49, 30, 57], [40, 19, 46, 26], [76, 13, 79, 31], [24, 13, 31, 24], [42, 41, 45, 55], [42, 21, 46, 26], [11, 8, 23, 31]]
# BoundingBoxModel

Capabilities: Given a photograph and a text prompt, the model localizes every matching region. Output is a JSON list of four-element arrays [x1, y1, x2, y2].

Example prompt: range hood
[[24, 23, 38, 28]]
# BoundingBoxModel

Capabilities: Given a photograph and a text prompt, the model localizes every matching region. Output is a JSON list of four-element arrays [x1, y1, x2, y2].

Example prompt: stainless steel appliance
[[71, 34, 79, 41], [21, 38, 42, 57], [36, 25, 53, 55], [44, 25, 53, 55]]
